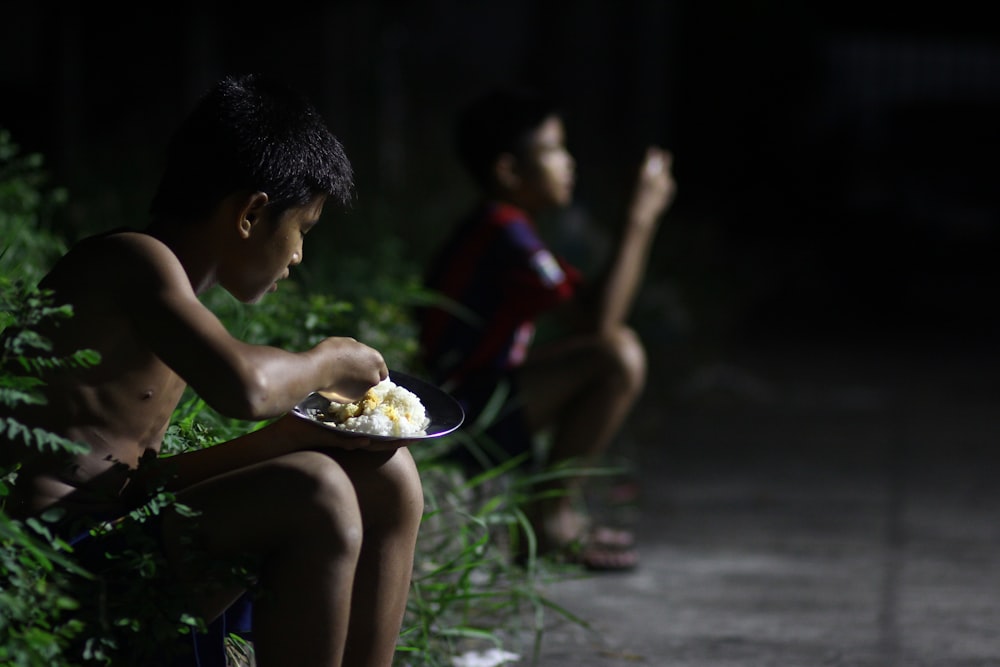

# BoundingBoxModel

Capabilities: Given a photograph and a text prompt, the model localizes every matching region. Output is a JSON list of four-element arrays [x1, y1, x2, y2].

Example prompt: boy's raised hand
[[629, 147, 676, 230]]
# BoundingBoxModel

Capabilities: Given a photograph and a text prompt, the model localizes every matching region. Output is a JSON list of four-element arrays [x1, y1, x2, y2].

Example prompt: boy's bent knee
[[271, 452, 364, 547], [274, 451, 354, 499], [369, 448, 424, 527], [603, 326, 647, 394]]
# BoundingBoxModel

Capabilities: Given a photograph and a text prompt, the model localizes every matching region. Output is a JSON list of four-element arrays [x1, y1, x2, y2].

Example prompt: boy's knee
[[379, 448, 425, 526], [279, 452, 364, 549], [604, 326, 647, 394]]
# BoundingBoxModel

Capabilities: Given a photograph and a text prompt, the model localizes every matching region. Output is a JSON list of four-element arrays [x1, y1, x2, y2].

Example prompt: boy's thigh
[[164, 450, 357, 560], [516, 336, 619, 428]]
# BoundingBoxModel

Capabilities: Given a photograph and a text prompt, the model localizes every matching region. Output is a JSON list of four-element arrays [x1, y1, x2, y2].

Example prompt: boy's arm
[[580, 147, 675, 336], [140, 413, 404, 494], [120, 234, 387, 421]]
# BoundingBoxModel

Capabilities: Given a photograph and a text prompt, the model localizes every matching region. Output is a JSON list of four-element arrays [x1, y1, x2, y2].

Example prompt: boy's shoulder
[[475, 201, 530, 227], [80, 228, 180, 261], [43, 229, 188, 295]]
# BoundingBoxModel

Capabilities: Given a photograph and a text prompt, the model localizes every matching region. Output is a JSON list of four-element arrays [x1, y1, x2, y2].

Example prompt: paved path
[[502, 332, 1000, 666]]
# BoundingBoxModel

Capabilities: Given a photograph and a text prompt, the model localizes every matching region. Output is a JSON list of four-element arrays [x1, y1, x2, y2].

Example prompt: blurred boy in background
[[418, 88, 675, 571]]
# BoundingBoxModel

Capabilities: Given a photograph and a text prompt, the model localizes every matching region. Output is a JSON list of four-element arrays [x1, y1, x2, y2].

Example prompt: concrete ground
[[500, 327, 1000, 666]]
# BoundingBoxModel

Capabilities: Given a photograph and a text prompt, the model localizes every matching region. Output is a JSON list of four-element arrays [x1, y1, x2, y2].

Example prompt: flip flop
[[577, 544, 639, 572], [556, 525, 639, 572], [588, 525, 636, 550], [514, 513, 640, 572]]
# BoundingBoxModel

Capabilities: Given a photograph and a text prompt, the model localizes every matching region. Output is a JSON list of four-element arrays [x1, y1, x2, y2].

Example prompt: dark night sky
[[3, 1, 999, 346]]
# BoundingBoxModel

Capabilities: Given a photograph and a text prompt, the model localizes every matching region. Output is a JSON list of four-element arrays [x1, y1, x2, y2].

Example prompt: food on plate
[[315, 377, 430, 437]]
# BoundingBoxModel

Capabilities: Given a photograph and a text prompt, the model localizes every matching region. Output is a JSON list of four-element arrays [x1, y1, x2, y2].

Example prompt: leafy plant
[[0, 280, 103, 665], [0, 130, 68, 287]]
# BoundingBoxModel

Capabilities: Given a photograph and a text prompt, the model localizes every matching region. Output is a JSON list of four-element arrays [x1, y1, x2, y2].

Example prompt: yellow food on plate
[[317, 378, 430, 437]]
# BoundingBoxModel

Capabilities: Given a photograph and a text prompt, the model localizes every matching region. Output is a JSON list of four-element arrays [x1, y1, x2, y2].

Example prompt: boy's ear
[[236, 192, 270, 238], [494, 153, 521, 190]]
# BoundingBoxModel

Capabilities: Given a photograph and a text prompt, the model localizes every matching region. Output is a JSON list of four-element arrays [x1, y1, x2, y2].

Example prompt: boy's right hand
[[313, 336, 389, 402]]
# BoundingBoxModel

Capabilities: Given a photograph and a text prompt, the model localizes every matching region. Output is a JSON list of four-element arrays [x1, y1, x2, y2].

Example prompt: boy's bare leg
[[516, 325, 646, 549], [331, 447, 423, 667], [161, 448, 362, 665], [159, 435, 422, 667]]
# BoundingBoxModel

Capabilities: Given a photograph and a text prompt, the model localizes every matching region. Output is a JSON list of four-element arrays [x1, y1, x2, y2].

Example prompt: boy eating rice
[[1, 73, 422, 667]]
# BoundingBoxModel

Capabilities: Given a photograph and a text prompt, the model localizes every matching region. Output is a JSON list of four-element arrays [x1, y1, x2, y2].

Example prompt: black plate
[[291, 370, 465, 441]]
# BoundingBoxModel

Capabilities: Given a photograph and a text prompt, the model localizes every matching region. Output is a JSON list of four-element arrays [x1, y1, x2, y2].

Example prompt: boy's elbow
[[207, 367, 279, 421], [239, 369, 282, 420]]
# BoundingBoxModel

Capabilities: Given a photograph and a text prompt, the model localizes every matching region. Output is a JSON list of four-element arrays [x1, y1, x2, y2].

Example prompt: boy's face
[[222, 194, 326, 303], [513, 115, 575, 210]]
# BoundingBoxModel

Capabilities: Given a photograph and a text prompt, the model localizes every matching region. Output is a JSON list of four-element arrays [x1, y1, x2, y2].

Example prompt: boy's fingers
[[316, 389, 353, 403], [645, 154, 664, 176], [644, 147, 673, 173]]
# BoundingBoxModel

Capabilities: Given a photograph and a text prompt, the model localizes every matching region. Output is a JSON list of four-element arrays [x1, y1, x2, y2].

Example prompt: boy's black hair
[[454, 87, 561, 188], [149, 73, 354, 221]]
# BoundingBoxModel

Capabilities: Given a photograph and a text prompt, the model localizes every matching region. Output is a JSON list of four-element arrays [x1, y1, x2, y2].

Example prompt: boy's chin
[[249, 283, 281, 304], [232, 290, 268, 305]]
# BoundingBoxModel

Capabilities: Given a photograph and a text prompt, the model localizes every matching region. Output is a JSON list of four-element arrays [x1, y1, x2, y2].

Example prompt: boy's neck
[[144, 218, 220, 296]]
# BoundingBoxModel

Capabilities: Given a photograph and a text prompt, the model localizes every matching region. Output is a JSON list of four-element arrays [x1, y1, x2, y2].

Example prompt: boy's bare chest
[[41, 310, 188, 446]]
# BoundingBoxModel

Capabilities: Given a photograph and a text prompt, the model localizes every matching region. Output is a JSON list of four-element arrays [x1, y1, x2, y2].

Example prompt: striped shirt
[[418, 201, 582, 389]]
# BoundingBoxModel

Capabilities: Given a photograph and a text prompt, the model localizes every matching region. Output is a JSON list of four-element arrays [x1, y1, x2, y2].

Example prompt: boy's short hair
[[149, 73, 354, 220], [454, 87, 561, 188]]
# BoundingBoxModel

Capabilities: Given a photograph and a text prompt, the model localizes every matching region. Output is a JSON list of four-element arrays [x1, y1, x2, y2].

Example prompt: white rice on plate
[[319, 378, 430, 437]]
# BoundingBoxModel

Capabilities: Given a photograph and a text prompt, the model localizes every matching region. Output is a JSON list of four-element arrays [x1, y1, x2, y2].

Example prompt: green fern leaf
[[0, 386, 46, 408], [30, 428, 89, 455]]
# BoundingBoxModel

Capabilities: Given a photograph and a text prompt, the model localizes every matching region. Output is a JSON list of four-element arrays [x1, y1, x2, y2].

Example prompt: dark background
[[3, 1, 999, 355]]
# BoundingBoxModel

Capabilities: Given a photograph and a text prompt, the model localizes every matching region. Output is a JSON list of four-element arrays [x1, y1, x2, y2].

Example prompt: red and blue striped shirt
[[419, 201, 582, 389]]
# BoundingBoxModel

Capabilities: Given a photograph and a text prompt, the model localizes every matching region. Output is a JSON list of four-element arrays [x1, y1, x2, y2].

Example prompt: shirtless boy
[[1, 74, 422, 667], [418, 88, 675, 571]]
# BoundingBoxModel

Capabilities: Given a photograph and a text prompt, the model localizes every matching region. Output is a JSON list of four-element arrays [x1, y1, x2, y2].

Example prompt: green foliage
[[0, 511, 92, 667], [69, 490, 231, 667], [0, 130, 68, 287], [0, 282, 101, 665], [395, 403, 606, 666], [296, 234, 429, 371], [0, 281, 98, 459]]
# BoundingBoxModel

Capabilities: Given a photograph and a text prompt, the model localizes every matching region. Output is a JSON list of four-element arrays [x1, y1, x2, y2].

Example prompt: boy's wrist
[[626, 208, 660, 233]]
